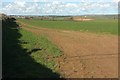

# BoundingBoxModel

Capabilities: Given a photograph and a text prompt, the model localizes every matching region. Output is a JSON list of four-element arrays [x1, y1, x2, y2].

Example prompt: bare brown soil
[[73, 16, 94, 21], [20, 21, 118, 78], [73, 18, 94, 21]]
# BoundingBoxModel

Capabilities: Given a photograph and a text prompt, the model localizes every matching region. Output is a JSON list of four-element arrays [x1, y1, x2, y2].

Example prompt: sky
[[1, 0, 120, 15]]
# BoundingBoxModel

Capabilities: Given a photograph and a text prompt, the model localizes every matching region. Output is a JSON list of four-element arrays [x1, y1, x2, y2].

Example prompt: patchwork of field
[[17, 18, 118, 78]]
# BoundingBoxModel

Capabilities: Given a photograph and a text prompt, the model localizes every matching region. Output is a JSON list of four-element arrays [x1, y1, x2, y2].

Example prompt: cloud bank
[[2, 1, 118, 15]]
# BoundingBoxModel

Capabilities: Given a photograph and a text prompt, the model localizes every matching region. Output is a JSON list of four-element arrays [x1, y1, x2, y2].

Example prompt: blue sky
[[2, 0, 118, 2], [1, 0, 119, 15]]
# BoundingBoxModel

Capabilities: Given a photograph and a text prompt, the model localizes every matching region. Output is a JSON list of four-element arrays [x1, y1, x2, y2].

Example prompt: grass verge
[[3, 18, 62, 78], [19, 28, 62, 73]]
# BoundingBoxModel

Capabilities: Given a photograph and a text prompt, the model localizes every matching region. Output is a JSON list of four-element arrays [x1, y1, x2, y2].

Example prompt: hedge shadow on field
[[2, 17, 62, 79]]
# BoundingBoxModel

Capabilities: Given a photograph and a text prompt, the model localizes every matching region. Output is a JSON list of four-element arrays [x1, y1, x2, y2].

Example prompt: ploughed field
[[17, 18, 118, 78]]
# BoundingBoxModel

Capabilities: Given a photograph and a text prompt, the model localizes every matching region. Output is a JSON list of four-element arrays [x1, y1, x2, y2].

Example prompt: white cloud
[[113, 0, 120, 2], [2, 1, 118, 15], [14, 1, 26, 7], [65, 3, 78, 8], [33, 0, 40, 2]]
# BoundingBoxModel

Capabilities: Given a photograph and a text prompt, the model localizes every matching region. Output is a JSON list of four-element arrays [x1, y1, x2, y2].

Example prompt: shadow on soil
[[2, 18, 63, 79]]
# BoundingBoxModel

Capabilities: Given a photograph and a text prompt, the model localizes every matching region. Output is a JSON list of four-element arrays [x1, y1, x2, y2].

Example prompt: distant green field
[[18, 18, 118, 35]]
